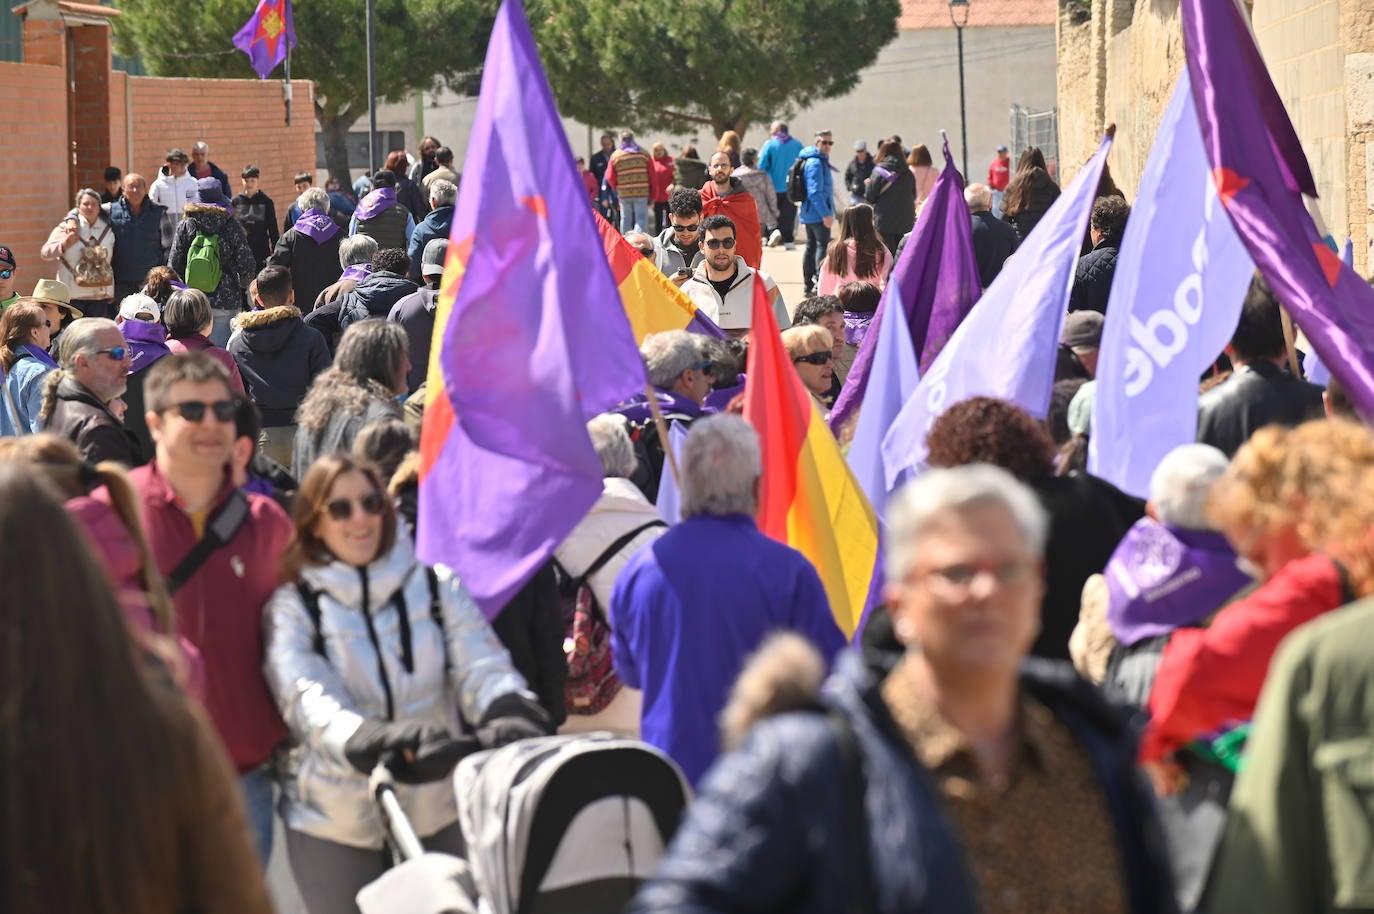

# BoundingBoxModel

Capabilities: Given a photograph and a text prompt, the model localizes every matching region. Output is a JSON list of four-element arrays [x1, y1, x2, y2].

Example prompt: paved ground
[[760, 240, 809, 320]]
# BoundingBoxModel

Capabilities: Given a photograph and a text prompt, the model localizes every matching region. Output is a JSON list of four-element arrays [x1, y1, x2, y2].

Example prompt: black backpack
[[786, 157, 810, 205]]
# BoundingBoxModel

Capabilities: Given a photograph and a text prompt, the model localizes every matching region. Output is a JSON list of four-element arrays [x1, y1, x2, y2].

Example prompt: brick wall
[[0, 60, 69, 288]]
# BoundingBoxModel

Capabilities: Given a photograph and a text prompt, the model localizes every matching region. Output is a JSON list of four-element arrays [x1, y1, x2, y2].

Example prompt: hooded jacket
[[231, 190, 280, 269], [149, 165, 198, 218], [228, 305, 331, 427], [263, 534, 530, 848], [168, 203, 257, 312], [45, 374, 139, 466], [120, 319, 172, 461], [682, 256, 787, 332], [797, 146, 835, 225], [1, 345, 56, 435], [406, 205, 454, 282], [338, 270, 419, 333], [270, 211, 345, 312], [866, 155, 917, 238]]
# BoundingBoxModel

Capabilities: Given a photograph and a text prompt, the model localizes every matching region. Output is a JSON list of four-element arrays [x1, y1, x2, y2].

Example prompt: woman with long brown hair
[[0, 300, 57, 434], [0, 465, 271, 914], [865, 138, 917, 254], [818, 202, 892, 296], [905, 143, 938, 211], [1001, 146, 1062, 242]]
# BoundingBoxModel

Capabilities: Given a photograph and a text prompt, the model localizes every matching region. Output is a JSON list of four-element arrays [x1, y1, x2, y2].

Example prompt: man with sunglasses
[[700, 152, 762, 270], [125, 352, 292, 864], [43, 316, 141, 466], [0, 246, 17, 311], [682, 215, 787, 339], [797, 130, 837, 296], [650, 188, 705, 285]]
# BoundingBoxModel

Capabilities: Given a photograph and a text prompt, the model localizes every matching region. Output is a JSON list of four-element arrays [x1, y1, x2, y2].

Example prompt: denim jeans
[[620, 196, 651, 234], [803, 221, 831, 293], [776, 192, 797, 243], [239, 764, 276, 865]]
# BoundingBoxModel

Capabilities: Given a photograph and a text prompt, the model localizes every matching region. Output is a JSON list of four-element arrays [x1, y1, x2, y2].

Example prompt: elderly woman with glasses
[[629, 464, 1175, 914], [264, 452, 551, 913], [0, 301, 58, 434], [782, 324, 835, 413]]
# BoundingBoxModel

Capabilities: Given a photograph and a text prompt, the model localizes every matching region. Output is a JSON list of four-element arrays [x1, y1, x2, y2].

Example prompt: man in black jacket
[[1069, 195, 1130, 313], [44, 317, 140, 466], [1197, 275, 1324, 456], [966, 182, 1019, 289], [843, 140, 874, 206]]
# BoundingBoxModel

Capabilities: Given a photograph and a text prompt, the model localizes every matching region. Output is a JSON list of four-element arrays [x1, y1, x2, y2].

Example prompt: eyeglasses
[[671, 222, 699, 233], [95, 347, 127, 361], [818, 140, 834, 147], [687, 359, 716, 375], [167, 399, 237, 423], [916, 561, 1036, 601], [794, 351, 834, 366], [42, 320, 51, 329], [635, 246, 654, 257], [704, 237, 736, 250], [0, 269, 12, 280], [323, 491, 387, 522]]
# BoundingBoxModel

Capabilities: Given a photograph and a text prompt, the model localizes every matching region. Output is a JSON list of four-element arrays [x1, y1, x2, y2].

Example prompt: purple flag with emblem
[[1181, 0, 1374, 415], [881, 131, 1114, 488], [233, 0, 296, 80], [416, 0, 646, 619], [829, 137, 980, 432]]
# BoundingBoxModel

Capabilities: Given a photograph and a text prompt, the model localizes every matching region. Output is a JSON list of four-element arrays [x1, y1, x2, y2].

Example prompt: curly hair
[[924, 396, 1055, 482]]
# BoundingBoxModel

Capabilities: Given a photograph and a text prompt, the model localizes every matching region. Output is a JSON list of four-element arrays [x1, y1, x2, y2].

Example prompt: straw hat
[[22, 278, 83, 318]]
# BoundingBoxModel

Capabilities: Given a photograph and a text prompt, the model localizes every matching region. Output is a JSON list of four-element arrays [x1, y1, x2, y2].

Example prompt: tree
[[530, 0, 901, 140], [112, 0, 493, 186]]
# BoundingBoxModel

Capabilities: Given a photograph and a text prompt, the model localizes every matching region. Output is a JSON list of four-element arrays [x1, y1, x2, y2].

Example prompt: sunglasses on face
[[0, 269, 12, 280], [167, 399, 237, 423], [794, 350, 834, 366], [704, 237, 736, 250], [687, 359, 716, 375], [95, 347, 127, 361], [323, 491, 387, 522], [671, 222, 699, 233], [818, 140, 834, 147]]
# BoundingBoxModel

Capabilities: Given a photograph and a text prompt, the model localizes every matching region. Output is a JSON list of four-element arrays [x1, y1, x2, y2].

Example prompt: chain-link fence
[[1009, 105, 1060, 179]]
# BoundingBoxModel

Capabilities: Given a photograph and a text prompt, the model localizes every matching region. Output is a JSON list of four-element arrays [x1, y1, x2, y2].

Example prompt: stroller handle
[[370, 758, 426, 862]]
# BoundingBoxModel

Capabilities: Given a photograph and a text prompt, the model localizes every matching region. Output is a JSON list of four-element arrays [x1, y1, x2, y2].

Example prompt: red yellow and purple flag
[[417, 0, 646, 619], [594, 212, 726, 342], [233, 0, 296, 80]]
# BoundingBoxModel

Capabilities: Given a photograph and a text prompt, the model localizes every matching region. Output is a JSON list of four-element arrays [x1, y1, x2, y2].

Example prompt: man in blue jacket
[[757, 120, 803, 249], [797, 130, 836, 296], [406, 179, 456, 282], [107, 174, 171, 302]]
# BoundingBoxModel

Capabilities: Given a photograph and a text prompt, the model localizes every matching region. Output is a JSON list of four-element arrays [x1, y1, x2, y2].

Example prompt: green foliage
[[529, 0, 901, 138]]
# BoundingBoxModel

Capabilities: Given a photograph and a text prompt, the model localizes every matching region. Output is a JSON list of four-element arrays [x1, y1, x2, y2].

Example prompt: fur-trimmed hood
[[719, 633, 827, 752], [234, 305, 304, 355], [236, 304, 301, 332]]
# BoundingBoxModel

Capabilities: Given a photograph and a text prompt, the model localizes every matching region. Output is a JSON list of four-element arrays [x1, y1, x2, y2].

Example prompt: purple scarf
[[619, 141, 642, 154], [341, 263, 374, 282], [19, 343, 59, 369], [170, 279, 189, 292], [772, 130, 794, 145], [119, 319, 171, 375], [1105, 518, 1255, 646], [614, 388, 702, 425], [704, 376, 746, 413], [843, 312, 874, 347], [295, 208, 340, 243], [355, 187, 397, 221]]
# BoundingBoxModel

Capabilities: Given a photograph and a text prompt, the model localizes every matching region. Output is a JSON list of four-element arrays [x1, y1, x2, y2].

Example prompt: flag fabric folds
[[233, 0, 296, 80], [1181, 0, 1374, 415], [594, 213, 727, 342], [1300, 237, 1353, 388], [652, 422, 689, 525], [845, 283, 920, 512], [417, 0, 646, 619], [830, 137, 980, 432], [882, 131, 1115, 489], [743, 275, 879, 639], [1089, 73, 1254, 498]]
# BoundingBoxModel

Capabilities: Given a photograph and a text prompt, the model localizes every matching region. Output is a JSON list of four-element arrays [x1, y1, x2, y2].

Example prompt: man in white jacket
[[681, 214, 788, 338], [148, 148, 197, 222]]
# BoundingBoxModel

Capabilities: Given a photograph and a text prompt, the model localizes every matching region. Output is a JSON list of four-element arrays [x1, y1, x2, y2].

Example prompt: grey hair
[[964, 182, 992, 212], [1149, 444, 1230, 531], [297, 187, 330, 213], [429, 179, 457, 207], [885, 464, 1049, 583], [587, 414, 636, 478], [339, 234, 379, 268], [74, 187, 101, 208], [335, 319, 408, 389], [192, 141, 210, 153], [681, 414, 761, 518], [56, 317, 119, 367], [163, 288, 212, 338], [642, 330, 703, 389]]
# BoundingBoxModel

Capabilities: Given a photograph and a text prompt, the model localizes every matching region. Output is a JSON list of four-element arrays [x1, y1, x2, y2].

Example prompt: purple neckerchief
[[872, 165, 896, 182], [843, 311, 874, 347], [243, 473, 275, 499], [619, 141, 642, 154], [119, 319, 172, 375], [1105, 518, 1255, 646], [341, 263, 374, 282], [772, 131, 794, 145], [355, 187, 397, 221], [19, 343, 59, 369], [704, 378, 745, 413], [170, 279, 189, 292], [295, 208, 341, 243], [613, 388, 703, 425]]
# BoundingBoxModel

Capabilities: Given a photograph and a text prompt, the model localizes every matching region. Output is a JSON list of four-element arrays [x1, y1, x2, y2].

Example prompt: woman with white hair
[[552, 414, 667, 737], [1069, 443, 1254, 696], [630, 463, 1174, 914], [269, 186, 344, 312]]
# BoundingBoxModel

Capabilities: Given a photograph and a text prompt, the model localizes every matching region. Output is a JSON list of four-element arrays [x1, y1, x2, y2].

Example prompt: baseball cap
[[854, 140, 867, 152], [996, 145, 1008, 152], [0, 246, 14, 271], [422, 238, 450, 278], [1061, 311, 1105, 351], [118, 293, 161, 323]]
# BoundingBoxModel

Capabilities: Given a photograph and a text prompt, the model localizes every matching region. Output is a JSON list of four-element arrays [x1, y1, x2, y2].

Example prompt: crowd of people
[[2, 118, 1373, 914]]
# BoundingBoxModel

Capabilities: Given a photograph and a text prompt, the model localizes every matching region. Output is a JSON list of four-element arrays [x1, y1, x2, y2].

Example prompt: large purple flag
[[1299, 237, 1353, 388], [829, 137, 980, 431], [1181, 0, 1374, 415], [233, 0, 296, 80], [845, 283, 920, 511], [417, 0, 646, 619], [881, 131, 1114, 488]]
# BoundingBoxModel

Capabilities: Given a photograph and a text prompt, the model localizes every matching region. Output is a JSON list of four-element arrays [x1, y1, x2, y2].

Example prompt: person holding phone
[[650, 188, 705, 285]]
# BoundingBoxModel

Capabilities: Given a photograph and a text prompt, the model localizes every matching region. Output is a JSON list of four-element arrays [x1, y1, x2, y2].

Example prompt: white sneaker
[[783, 241, 796, 251], [767, 229, 782, 247]]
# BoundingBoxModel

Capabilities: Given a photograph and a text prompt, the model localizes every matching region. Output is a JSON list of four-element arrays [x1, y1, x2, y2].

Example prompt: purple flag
[[1300, 237, 1353, 388], [829, 137, 980, 431], [233, 0, 296, 80], [416, 0, 646, 619], [881, 131, 1114, 488], [845, 282, 920, 510], [1181, 0, 1374, 415]]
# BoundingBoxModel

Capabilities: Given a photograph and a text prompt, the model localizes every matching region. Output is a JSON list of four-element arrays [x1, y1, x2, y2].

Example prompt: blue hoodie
[[796, 146, 834, 225]]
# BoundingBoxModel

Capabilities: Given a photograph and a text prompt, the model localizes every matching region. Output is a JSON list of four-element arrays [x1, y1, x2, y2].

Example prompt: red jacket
[[988, 157, 1010, 191], [128, 461, 292, 772], [648, 154, 675, 204], [1140, 552, 1346, 763], [700, 178, 762, 270]]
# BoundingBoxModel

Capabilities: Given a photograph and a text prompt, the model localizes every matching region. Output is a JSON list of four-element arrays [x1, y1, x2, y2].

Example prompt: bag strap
[[425, 567, 449, 676], [1332, 556, 1357, 605], [827, 709, 878, 914], [165, 489, 251, 594], [296, 580, 326, 656], [581, 520, 667, 582]]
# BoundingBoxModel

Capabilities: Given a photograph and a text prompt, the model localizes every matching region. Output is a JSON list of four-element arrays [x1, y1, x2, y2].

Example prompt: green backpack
[[185, 231, 222, 293]]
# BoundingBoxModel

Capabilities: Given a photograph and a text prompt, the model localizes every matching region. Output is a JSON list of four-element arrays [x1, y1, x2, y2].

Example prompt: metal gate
[[1009, 106, 1060, 179]]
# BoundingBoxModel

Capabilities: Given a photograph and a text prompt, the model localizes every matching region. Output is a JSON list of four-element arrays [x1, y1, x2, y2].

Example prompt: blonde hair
[[717, 130, 742, 155], [781, 324, 832, 361]]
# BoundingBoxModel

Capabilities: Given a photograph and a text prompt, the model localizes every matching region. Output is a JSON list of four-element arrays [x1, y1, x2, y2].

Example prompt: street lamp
[[949, 0, 970, 179]]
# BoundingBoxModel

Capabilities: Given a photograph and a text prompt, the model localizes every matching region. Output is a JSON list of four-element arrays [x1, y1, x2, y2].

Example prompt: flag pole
[[1280, 307, 1303, 378], [283, 37, 292, 125], [642, 383, 681, 490]]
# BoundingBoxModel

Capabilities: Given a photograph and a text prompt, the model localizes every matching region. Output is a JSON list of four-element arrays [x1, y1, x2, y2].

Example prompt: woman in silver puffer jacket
[[264, 452, 550, 914]]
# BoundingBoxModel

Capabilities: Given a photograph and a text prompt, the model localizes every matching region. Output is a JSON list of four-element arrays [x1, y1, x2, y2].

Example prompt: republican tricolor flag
[[594, 214, 726, 342], [743, 275, 879, 639]]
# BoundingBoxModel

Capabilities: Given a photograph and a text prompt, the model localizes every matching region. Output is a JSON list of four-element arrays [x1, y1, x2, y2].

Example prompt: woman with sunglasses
[[782, 325, 836, 415], [265, 453, 550, 913], [0, 301, 58, 434]]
